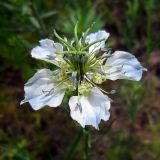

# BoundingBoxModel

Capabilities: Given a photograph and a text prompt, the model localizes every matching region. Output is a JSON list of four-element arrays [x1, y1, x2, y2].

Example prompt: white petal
[[85, 30, 110, 53], [105, 51, 147, 81], [69, 87, 110, 129], [31, 39, 63, 66], [21, 69, 65, 110]]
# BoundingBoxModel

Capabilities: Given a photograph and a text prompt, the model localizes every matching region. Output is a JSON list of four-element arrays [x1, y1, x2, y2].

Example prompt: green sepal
[[81, 22, 96, 46], [74, 21, 79, 47], [54, 29, 75, 50]]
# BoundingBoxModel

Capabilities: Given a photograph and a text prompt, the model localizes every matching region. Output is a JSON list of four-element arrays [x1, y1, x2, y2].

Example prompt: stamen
[[82, 38, 105, 51], [84, 75, 115, 95]]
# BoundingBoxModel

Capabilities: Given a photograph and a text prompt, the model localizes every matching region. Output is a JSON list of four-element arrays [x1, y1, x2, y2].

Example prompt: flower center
[[64, 53, 89, 81]]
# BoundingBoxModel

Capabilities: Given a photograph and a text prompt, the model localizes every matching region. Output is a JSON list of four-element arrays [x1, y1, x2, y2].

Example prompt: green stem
[[83, 128, 90, 160], [31, 0, 47, 35], [147, 11, 152, 55], [64, 130, 83, 160]]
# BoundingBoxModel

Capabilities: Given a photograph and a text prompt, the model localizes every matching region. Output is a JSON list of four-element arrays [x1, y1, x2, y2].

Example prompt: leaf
[[29, 16, 40, 29], [40, 10, 58, 19], [0, 2, 18, 11]]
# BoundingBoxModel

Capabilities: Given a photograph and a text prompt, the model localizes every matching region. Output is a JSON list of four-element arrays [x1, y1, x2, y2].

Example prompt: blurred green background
[[0, 0, 160, 159]]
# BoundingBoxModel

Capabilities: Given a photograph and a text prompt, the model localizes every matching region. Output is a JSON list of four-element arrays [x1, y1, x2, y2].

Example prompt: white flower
[[31, 39, 63, 66], [105, 51, 147, 81], [85, 30, 110, 53], [21, 25, 146, 130], [21, 69, 65, 110], [69, 87, 110, 129]]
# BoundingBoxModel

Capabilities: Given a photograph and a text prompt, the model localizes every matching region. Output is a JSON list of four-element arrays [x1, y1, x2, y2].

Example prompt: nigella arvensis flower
[[21, 23, 147, 129]]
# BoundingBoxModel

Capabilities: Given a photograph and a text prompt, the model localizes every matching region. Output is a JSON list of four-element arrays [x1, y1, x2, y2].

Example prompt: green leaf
[[40, 10, 57, 19], [29, 16, 41, 29]]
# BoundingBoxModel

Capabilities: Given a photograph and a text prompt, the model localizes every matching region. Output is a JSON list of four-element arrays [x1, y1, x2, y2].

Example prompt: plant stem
[[83, 128, 90, 160], [64, 130, 83, 160], [31, 0, 47, 35]]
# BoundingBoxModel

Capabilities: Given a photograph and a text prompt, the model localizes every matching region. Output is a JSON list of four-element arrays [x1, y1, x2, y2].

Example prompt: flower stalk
[[65, 130, 83, 160], [83, 128, 91, 160]]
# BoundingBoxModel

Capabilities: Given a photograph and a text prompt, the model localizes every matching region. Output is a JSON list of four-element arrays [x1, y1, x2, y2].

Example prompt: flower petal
[[31, 39, 63, 66], [105, 51, 147, 81], [69, 87, 110, 129], [85, 30, 110, 53], [21, 69, 65, 110]]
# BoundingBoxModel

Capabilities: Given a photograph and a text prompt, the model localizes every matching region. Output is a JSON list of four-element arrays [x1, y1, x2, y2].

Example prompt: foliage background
[[0, 0, 160, 159]]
